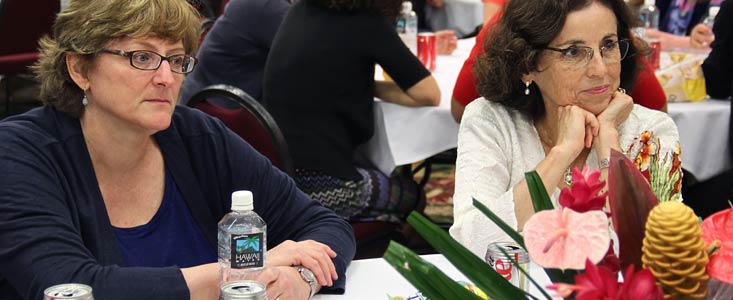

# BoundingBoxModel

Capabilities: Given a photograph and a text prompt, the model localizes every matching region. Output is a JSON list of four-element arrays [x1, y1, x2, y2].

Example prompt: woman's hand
[[435, 30, 458, 55], [554, 105, 600, 158], [255, 266, 312, 300], [596, 89, 633, 130], [690, 23, 714, 49], [266, 240, 337, 287]]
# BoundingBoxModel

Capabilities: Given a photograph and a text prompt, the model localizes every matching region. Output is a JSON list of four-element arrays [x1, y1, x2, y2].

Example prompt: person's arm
[[374, 77, 440, 107], [644, 28, 693, 50], [371, 15, 440, 107], [483, 1, 502, 24], [629, 56, 668, 112]]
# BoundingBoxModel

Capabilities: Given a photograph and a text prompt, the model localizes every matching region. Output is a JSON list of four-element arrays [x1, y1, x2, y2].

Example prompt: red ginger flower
[[548, 260, 663, 300], [559, 167, 607, 213]]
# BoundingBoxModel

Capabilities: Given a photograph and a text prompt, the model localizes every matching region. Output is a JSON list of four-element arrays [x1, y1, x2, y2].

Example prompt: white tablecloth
[[360, 38, 474, 175], [668, 100, 731, 181], [426, 0, 484, 37], [313, 254, 554, 299]]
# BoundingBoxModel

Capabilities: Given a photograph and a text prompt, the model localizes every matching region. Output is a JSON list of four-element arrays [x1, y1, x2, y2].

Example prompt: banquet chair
[[186, 84, 294, 175], [0, 0, 59, 116]]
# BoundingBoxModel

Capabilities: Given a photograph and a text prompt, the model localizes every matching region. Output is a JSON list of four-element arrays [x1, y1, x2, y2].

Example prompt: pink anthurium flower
[[524, 208, 610, 269], [559, 167, 607, 213]]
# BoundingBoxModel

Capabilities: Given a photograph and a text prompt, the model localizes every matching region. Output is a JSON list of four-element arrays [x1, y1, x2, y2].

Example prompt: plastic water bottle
[[218, 190, 267, 284], [638, 0, 659, 31], [396, 1, 418, 55], [634, 0, 661, 69], [703, 5, 720, 39]]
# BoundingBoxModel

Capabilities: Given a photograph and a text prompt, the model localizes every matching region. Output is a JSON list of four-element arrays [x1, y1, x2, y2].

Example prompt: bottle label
[[230, 232, 264, 269], [396, 18, 407, 34]]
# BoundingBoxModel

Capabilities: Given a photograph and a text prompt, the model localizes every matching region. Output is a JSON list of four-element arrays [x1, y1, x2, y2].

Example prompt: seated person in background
[[179, 0, 291, 105], [631, 0, 720, 50], [0, 0, 354, 299], [449, 0, 682, 257], [451, 3, 667, 122], [702, 0, 732, 99], [263, 0, 440, 223], [180, 0, 456, 107]]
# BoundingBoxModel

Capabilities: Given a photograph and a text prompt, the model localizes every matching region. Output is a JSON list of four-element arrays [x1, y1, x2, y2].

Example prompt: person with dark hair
[[632, 0, 721, 50], [450, 0, 668, 123], [179, 0, 291, 104], [449, 0, 682, 256], [263, 0, 440, 223], [0, 0, 354, 299]]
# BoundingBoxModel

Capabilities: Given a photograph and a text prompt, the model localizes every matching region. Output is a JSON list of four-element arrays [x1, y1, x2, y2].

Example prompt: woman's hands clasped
[[256, 240, 338, 299]]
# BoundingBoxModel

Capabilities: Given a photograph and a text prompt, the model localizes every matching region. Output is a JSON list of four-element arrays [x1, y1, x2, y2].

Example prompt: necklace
[[536, 124, 573, 186]]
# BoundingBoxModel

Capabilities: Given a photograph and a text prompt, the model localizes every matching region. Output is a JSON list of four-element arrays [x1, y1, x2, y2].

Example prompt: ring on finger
[[617, 87, 626, 94]]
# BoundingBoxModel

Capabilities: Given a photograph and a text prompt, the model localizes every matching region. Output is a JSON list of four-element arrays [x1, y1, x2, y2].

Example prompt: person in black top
[[703, 0, 732, 99], [263, 0, 440, 223], [179, 0, 291, 104]]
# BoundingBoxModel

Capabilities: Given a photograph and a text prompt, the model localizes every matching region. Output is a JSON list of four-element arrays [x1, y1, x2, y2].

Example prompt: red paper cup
[[417, 32, 436, 71]]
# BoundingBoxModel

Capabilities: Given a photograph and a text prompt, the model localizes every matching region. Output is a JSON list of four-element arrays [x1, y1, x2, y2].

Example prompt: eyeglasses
[[543, 39, 630, 69], [99, 49, 197, 74]]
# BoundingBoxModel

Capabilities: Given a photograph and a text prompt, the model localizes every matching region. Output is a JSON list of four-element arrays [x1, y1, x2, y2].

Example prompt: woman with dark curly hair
[[449, 0, 683, 257], [263, 0, 440, 223]]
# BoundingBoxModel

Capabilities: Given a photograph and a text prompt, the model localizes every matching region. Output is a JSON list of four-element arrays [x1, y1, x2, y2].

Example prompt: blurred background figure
[[179, 0, 291, 105], [263, 0, 440, 224], [629, 0, 722, 50]]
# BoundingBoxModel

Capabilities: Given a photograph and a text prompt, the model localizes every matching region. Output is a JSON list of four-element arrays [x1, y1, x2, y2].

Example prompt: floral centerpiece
[[383, 145, 732, 300]]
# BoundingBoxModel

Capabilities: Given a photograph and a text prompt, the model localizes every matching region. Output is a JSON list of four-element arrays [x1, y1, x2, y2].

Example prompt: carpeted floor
[[416, 163, 455, 226]]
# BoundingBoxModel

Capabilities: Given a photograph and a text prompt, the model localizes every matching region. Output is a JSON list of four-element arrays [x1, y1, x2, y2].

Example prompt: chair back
[[0, 0, 59, 74], [186, 84, 294, 175]]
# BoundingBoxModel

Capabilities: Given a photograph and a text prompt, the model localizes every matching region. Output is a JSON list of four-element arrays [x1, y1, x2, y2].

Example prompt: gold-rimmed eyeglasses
[[543, 39, 630, 69], [99, 49, 197, 74]]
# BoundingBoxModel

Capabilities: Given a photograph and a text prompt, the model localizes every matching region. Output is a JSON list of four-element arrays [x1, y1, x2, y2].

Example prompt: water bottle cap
[[231, 190, 254, 211], [643, 0, 655, 6], [402, 1, 412, 13], [709, 6, 720, 17]]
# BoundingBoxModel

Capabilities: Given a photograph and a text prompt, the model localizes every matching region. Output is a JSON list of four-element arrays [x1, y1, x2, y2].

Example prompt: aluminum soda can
[[220, 280, 267, 300], [43, 283, 93, 300], [485, 242, 529, 292], [647, 38, 661, 70], [417, 32, 436, 71]]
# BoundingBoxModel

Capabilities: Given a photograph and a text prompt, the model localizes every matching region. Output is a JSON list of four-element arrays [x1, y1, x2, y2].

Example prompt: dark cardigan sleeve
[[198, 112, 356, 294], [702, 0, 733, 99], [0, 121, 189, 300]]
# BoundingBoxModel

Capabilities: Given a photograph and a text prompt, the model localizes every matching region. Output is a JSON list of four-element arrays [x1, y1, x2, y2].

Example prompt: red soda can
[[417, 32, 436, 71], [647, 38, 661, 70]]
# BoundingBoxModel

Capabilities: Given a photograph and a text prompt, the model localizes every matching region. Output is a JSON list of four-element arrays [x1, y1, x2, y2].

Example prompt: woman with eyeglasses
[[449, 0, 682, 257], [0, 0, 354, 299]]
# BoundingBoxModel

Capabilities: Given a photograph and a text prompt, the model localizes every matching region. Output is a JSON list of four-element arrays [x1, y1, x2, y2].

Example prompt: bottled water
[[703, 5, 720, 39], [396, 1, 418, 55], [633, 0, 661, 69], [218, 191, 267, 284], [638, 0, 659, 31]]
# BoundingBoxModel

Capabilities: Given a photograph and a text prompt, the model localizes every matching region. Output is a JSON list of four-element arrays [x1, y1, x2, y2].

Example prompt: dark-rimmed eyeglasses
[[543, 39, 630, 69], [99, 49, 197, 74]]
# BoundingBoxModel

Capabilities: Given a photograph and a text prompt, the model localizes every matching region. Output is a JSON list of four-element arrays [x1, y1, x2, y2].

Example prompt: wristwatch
[[294, 265, 318, 298]]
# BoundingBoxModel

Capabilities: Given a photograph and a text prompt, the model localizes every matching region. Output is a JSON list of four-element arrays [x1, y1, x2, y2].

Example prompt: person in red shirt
[[451, 3, 668, 122]]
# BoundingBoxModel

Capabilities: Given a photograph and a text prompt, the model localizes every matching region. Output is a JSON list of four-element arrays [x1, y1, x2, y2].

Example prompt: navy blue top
[[0, 106, 355, 300], [113, 169, 216, 268], [179, 0, 291, 105]]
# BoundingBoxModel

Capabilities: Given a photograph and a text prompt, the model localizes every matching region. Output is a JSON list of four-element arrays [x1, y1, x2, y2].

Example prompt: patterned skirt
[[294, 167, 421, 223]]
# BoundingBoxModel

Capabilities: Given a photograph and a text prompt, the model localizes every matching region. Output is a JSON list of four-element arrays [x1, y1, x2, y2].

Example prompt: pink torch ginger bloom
[[559, 167, 607, 213]]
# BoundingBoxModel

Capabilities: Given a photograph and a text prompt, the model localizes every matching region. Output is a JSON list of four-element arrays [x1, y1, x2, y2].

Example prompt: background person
[[449, 0, 682, 256], [263, 0, 440, 224], [0, 0, 354, 299]]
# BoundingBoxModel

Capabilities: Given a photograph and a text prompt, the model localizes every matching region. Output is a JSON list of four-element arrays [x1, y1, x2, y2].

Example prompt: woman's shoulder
[[0, 106, 78, 148]]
